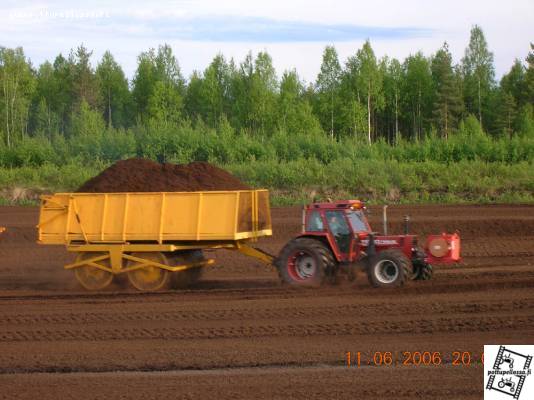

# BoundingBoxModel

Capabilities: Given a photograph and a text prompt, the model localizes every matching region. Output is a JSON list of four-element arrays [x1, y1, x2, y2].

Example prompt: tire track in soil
[[0, 359, 479, 375], [2, 297, 534, 326], [0, 365, 482, 399], [2, 271, 533, 303], [1, 314, 533, 343]]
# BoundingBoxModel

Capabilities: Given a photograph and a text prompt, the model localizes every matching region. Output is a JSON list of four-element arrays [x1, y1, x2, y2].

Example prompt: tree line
[[0, 25, 533, 150]]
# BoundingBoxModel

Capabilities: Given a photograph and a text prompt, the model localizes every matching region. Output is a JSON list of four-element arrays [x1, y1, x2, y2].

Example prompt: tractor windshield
[[347, 210, 369, 232]]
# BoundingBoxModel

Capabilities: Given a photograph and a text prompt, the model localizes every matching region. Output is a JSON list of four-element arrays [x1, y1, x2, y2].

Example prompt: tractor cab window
[[325, 210, 351, 253], [325, 211, 350, 235], [306, 211, 324, 232], [347, 210, 369, 232]]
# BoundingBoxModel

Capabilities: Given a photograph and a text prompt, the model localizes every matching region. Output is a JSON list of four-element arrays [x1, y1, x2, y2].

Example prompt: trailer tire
[[74, 252, 113, 290], [170, 250, 205, 289], [127, 252, 170, 291], [367, 249, 410, 288], [276, 237, 334, 287]]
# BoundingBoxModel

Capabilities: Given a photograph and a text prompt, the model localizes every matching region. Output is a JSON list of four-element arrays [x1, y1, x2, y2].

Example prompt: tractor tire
[[169, 250, 205, 289], [412, 261, 433, 280], [276, 237, 335, 287], [367, 249, 410, 288], [410, 246, 433, 281]]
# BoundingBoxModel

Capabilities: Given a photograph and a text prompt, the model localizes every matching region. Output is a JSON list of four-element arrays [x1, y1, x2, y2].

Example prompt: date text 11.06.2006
[[345, 351, 483, 367]]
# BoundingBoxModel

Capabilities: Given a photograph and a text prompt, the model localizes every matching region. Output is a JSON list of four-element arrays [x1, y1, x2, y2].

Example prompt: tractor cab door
[[325, 210, 352, 259]]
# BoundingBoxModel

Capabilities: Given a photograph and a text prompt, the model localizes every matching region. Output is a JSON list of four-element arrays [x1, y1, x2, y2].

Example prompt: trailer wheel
[[74, 252, 113, 290], [127, 252, 170, 291], [367, 250, 410, 288], [276, 238, 334, 287], [170, 250, 205, 289]]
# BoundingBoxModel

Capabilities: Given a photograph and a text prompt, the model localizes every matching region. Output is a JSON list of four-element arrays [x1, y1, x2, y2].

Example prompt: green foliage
[[431, 43, 463, 139], [458, 114, 485, 138], [0, 122, 532, 205], [526, 44, 534, 104], [30, 61, 58, 137], [96, 51, 132, 128], [315, 46, 342, 138], [1, 36, 534, 205], [69, 44, 100, 110], [278, 70, 321, 135], [379, 57, 403, 142], [147, 81, 183, 125], [516, 104, 534, 136], [132, 44, 184, 123], [193, 54, 231, 127], [70, 100, 106, 137], [355, 40, 384, 143], [50, 54, 74, 134], [461, 25, 495, 129], [402, 52, 434, 141], [2, 32, 533, 145], [227, 51, 279, 135], [0, 46, 36, 146]]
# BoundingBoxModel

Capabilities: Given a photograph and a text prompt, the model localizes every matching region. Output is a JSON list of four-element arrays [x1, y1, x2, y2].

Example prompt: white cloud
[[0, 0, 532, 82]]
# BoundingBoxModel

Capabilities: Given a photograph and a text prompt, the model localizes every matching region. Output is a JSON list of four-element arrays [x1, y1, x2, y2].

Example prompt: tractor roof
[[307, 200, 365, 210]]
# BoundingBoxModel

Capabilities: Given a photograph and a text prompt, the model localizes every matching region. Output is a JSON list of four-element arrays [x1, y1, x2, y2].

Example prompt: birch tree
[[461, 25, 495, 129], [96, 51, 130, 128], [0, 47, 35, 147], [316, 46, 341, 139], [356, 40, 383, 143], [431, 43, 463, 139]]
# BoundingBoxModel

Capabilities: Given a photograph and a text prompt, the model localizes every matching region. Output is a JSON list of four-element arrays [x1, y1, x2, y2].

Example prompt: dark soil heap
[[76, 158, 250, 193]]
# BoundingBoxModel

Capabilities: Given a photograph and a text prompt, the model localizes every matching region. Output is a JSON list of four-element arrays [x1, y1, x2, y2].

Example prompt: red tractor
[[275, 200, 460, 288]]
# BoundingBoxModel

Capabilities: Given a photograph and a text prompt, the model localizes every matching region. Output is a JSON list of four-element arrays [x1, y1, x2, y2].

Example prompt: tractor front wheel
[[410, 246, 433, 281], [276, 238, 335, 287], [367, 250, 410, 288], [412, 261, 433, 280]]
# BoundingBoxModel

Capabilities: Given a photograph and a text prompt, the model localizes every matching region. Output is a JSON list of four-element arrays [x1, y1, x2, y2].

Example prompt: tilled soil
[[1, 204, 533, 399]]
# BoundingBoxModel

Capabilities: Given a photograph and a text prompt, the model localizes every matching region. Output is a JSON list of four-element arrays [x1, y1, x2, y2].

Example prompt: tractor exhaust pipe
[[403, 215, 410, 234], [383, 205, 388, 235], [301, 206, 306, 233]]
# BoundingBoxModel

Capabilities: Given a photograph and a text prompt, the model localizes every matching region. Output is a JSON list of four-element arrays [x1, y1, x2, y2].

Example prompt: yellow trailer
[[38, 190, 273, 291]]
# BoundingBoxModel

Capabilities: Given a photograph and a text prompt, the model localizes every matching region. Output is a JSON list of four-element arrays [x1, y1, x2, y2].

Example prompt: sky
[[1, 0, 533, 84]]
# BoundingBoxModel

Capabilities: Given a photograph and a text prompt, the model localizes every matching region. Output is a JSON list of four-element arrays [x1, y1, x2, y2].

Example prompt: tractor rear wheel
[[276, 237, 335, 287], [127, 252, 170, 291], [74, 252, 113, 290], [169, 250, 205, 289], [367, 249, 410, 288]]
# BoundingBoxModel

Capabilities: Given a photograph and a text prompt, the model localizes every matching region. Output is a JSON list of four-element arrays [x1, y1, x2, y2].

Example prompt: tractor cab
[[302, 200, 374, 262]]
